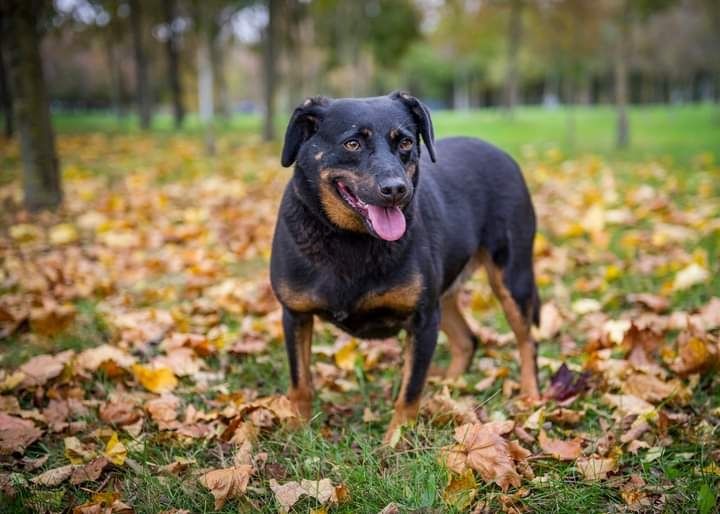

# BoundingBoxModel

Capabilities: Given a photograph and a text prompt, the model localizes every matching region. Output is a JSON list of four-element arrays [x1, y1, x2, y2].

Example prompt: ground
[[0, 105, 719, 513]]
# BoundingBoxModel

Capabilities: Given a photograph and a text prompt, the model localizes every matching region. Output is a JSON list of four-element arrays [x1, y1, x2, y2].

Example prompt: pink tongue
[[367, 205, 406, 241]]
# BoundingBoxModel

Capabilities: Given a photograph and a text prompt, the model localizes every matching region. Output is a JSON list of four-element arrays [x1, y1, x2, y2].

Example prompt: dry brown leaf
[[19, 351, 74, 387], [70, 456, 110, 485], [269, 478, 338, 513], [671, 330, 718, 376], [100, 399, 141, 426], [64, 436, 96, 464], [30, 464, 78, 486], [146, 394, 180, 429], [0, 413, 43, 455], [454, 423, 521, 491], [153, 348, 203, 377], [538, 430, 583, 461], [76, 345, 136, 372], [622, 373, 684, 404], [199, 464, 253, 509], [422, 387, 480, 425], [576, 456, 618, 481]]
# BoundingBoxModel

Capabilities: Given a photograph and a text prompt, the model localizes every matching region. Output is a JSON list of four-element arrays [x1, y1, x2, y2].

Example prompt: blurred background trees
[[1, 0, 718, 210]]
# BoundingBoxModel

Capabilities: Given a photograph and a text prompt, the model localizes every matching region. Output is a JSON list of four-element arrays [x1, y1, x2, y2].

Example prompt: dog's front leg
[[384, 308, 440, 445], [282, 307, 314, 420]]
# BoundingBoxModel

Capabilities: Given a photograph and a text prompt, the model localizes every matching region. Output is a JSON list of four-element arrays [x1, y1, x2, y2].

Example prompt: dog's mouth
[[335, 181, 407, 241]]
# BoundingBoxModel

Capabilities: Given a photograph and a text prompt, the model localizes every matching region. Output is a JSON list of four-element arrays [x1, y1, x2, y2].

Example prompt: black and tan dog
[[270, 92, 541, 442]]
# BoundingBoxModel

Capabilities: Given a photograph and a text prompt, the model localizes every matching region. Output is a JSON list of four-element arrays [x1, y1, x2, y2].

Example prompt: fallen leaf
[[76, 345, 136, 372], [146, 394, 180, 429], [576, 456, 618, 481], [538, 430, 583, 461], [334, 339, 360, 371], [70, 457, 110, 485], [103, 432, 127, 466], [132, 364, 177, 393], [622, 373, 684, 404], [100, 399, 142, 427], [453, 423, 521, 491], [672, 263, 709, 291], [671, 330, 718, 376], [30, 464, 77, 487], [269, 478, 339, 513], [443, 469, 477, 511], [19, 351, 74, 387], [0, 413, 43, 455], [64, 436, 96, 464], [543, 363, 588, 401], [199, 465, 253, 509]]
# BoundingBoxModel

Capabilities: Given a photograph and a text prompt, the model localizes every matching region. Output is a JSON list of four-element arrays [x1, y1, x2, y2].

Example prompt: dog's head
[[280, 91, 435, 242]]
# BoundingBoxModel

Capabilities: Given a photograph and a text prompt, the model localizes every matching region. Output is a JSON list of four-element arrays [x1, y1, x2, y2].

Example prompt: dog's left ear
[[281, 96, 331, 167], [390, 91, 436, 163]]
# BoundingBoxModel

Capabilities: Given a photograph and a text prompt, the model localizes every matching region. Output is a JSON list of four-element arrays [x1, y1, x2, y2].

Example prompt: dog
[[270, 92, 541, 443]]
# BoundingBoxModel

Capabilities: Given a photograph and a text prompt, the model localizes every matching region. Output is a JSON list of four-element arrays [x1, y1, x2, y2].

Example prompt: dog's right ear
[[281, 96, 330, 167]]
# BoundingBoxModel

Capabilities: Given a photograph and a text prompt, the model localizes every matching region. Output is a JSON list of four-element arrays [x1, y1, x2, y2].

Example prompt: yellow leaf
[[49, 223, 79, 245], [64, 436, 95, 464], [443, 469, 477, 511], [103, 431, 127, 466], [335, 339, 360, 371], [672, 263, 709, 291], [132, 364, 177, 393]]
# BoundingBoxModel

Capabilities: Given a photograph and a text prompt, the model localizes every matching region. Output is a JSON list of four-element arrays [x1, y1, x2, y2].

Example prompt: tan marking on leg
[[276, 282, 323, 312], [356, 273, 423, 312], [314, 151, 323, 160], [480, 251, 540, 400], [440, 292, 475, 379], [384, 333, 420, 444], [405, 162, 417, 178], [288, 315, 314, 420]]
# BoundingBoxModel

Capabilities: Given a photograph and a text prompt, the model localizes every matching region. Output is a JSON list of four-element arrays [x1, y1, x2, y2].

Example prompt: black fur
[[270, 92, 539, 406]]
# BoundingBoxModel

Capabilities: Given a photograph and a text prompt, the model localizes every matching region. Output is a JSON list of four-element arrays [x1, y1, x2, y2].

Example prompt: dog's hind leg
[[282, 307, 314, 420], [481, 250, 540, 400], [440, 292, 478, 379], [384, 308, 440, 444]]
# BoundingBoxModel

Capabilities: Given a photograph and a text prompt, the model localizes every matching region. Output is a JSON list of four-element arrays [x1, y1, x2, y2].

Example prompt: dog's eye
[[398, 138, 413, 152], [343, 139, 361, 152]]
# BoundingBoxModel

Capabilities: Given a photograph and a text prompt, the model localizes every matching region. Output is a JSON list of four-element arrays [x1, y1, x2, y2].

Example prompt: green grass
[[39, 103, 720, 164]]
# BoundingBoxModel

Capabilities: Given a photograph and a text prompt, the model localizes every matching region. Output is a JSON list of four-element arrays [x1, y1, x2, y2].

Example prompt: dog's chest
[[276, 273, 423, 336]]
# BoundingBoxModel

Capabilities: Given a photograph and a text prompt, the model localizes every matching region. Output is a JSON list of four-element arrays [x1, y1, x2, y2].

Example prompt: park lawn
[[41, 102, 720, 164], [0, 107, 719, 513]]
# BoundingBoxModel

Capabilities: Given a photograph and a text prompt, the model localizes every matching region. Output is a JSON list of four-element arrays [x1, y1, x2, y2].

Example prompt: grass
[[1, 104, 719, 513], [37, 103, 720, 164]]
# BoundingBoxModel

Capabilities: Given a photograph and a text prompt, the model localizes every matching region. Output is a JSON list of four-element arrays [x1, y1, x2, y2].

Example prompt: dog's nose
[[378, 178, 408, 203]]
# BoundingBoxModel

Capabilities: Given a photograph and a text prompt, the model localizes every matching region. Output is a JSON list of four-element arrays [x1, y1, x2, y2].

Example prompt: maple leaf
[[576, 456, 618, 481], [543, 363, 589, 401], [19, 351, 74, 388], [269, 478, 340, 513], [453, 423, 521, 492], [103, 431, 127, 466], [538, 430, 583, 461], [198, 464, 253, 509], [0, 413, 43, 455]]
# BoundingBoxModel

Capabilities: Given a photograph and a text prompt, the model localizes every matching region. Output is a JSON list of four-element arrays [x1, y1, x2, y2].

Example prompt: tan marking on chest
[[276, 282, 324, 312], [356, 273, 423, 312]]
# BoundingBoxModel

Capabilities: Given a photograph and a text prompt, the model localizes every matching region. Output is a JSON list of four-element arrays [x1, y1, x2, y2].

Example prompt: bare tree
[[129, 0, 152, 129], [503, 0, 524, 114], [0, 21, 13, 139], [262, 0, 278, 141], [163, 0, 184, 129], [614, 0, 630, 148], [2, 0, 62, 211], [194, 1, 215, 154]]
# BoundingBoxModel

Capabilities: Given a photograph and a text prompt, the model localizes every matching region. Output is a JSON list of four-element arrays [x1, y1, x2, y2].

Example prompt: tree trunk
[[129, 0, 151, 129], [0, 25, 14, 138], [3, 0, 62, 211], [211, 35, 230, 118], [196, 4, 215, 155], [105, 18, 125, 120], [262, 0, 278, 141], [614, 2, 630, 149], [503, 0, 524, 114], [163, 0, 184, 129]]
